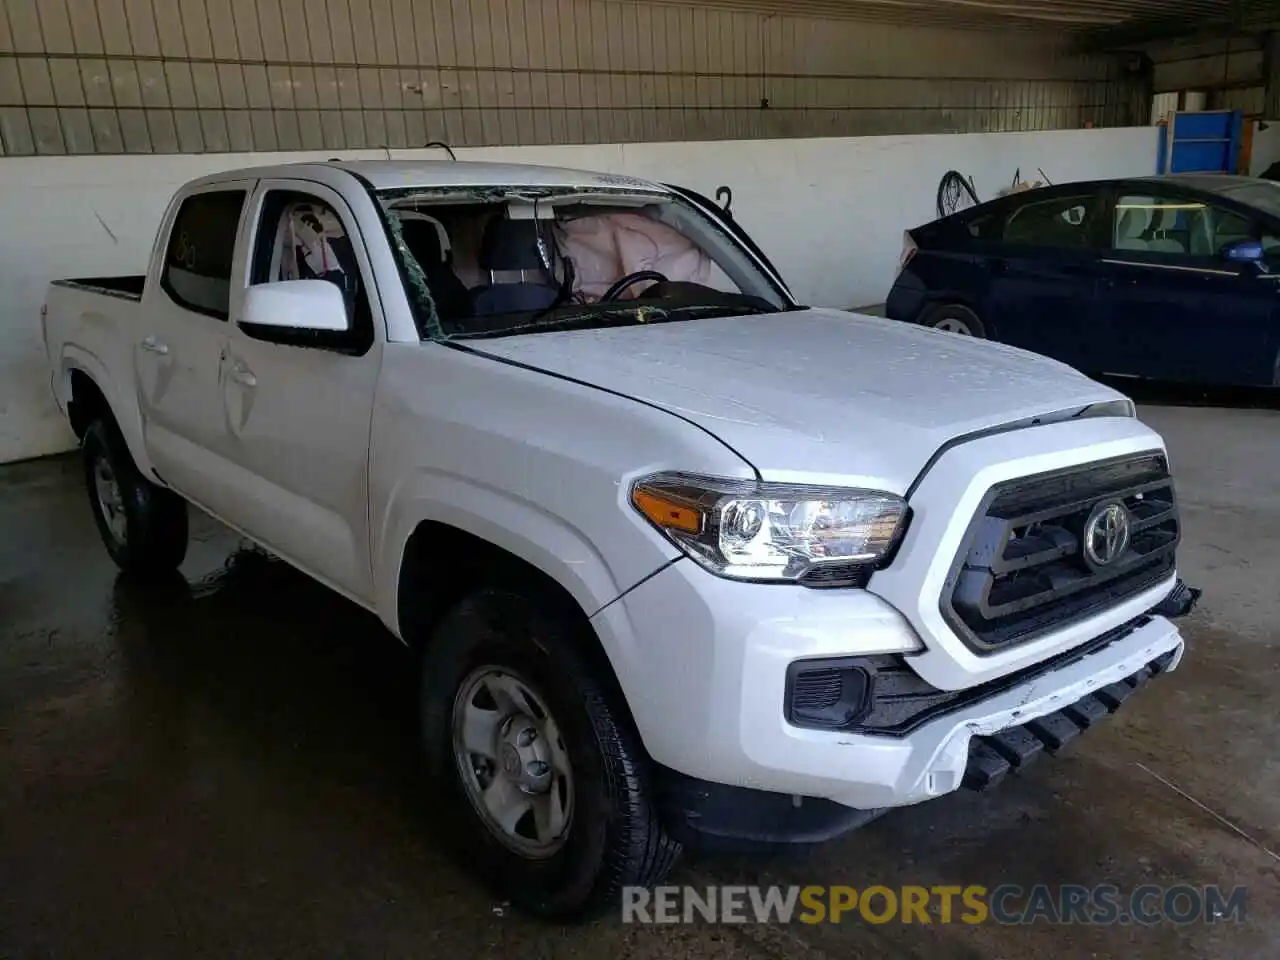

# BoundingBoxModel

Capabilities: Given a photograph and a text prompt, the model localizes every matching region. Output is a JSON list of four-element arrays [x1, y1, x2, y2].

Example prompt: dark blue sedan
[[886, 175, 1280, 387]]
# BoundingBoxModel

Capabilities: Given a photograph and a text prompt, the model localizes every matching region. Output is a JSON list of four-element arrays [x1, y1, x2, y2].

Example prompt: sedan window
[[1001, 195, 1097, 248], [1113, 194, 1256, 258]]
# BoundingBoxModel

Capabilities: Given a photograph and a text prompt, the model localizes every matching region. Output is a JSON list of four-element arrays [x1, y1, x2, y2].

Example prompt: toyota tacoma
[[41, 160, 1196, 920]]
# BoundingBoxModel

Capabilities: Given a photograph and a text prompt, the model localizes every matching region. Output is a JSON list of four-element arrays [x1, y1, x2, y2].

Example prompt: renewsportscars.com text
[[621, 884, 1248, 926]]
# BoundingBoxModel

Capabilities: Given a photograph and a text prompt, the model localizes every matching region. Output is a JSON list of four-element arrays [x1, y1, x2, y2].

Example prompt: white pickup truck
[[42, 160, 1196, 919]]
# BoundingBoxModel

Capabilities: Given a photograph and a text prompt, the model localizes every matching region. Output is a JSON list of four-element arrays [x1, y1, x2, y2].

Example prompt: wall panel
[[0, 0, 1143, 154]]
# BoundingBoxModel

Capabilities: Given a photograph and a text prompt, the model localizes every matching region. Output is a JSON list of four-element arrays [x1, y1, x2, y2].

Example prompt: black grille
[[792, 670, 845, 710], [943, 454, 1179, 653]]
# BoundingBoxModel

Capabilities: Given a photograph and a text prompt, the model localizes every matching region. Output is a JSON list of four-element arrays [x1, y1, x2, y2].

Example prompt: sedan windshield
[[1211, 179, 1280, 220], [377, 187, 791, 340]]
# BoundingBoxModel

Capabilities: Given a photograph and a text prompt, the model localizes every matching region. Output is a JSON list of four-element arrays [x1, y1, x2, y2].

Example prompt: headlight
[[630, 472, 909, 586]]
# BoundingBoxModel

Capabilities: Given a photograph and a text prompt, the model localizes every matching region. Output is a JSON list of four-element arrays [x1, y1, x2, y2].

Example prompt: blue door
[[1095, 189, 1280, 386], [980, 189, 1108, 370], [1157, 110, 1243, 175]]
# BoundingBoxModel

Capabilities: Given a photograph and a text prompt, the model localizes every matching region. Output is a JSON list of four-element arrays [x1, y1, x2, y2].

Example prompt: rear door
[[980, 188, 1110, 371], [209, 179, 383, 602], [136, 183, 251, 502], [1095, 187, 1280, 385]]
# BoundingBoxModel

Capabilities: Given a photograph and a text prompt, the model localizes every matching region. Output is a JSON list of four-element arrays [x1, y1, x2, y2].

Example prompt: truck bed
[[43, 275, 146, 441], [51, 276, 145, 301]]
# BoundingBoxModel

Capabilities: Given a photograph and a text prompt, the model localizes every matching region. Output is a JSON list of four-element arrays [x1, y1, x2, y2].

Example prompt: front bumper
[[613, 559, 1185, 816], [656, 625, 1181, 850]]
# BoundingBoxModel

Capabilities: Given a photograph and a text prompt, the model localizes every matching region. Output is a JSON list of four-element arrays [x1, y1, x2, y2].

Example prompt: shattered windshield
[[376, 186, 792, 340]]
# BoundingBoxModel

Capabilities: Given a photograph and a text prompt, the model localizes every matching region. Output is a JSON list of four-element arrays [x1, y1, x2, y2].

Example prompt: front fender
[[374, 469, 657, 638]]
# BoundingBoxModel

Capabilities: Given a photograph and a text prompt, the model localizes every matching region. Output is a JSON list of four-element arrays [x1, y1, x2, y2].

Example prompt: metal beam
[[1076, 18, 1237, 52], [1266, 31, 1280, 119], [1074, 1, 1280, 53]]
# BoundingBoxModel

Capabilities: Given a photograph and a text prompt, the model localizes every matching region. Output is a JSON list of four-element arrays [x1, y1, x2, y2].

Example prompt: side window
[[1001, 195, 1097, 249], [965, 211, 1001, 241], [160, 190, 246, 319], [1112, 194, 1255, 259], [1202, 206, 1254, 255], [247, 190, 374, 352]]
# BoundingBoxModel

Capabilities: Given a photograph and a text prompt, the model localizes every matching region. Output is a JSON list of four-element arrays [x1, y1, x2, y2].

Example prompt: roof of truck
[[188, 159, 671, 194]]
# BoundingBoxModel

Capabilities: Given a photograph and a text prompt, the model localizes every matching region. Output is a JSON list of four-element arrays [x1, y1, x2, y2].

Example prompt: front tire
[[922, 302, 986, 338], [420, 588, 680, 921], [83, 419, 189, 575]]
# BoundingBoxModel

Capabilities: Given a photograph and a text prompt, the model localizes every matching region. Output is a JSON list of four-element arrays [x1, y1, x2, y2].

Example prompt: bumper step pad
[[961, 649, 1177, 792]]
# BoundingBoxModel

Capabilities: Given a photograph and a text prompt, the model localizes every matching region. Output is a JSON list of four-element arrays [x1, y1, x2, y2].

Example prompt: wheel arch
[[61, 350, 158, 479], [384, 496, 648, 718]]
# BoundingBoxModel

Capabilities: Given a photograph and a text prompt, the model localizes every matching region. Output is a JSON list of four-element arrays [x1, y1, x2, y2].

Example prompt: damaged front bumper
[[963, 644, 1178, 790], [1151, 577, 1201, 619], [962, 577, 1198, 791], [656, 606, 1190, 851]]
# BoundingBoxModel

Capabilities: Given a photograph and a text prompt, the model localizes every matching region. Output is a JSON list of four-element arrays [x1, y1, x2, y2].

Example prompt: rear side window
[[964, 211, 1002, 241], [1001, 194, 1098, 249], [1113, 193, 1257, 258], [160, 190, 246, 319]]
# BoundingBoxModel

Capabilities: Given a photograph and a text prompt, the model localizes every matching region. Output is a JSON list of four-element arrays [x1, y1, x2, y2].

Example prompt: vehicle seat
[[1145, 207, 1187, 255], [1188, 209, 1217, 256], [1114, 206, 1152, 251], [468, 218, 561, 315], [398, 217, 471, 319], [282, 202, 361, 316]]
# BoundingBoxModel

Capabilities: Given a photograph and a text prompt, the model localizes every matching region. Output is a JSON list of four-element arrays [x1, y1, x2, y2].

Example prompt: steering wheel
[[600, 270, 668, 303]]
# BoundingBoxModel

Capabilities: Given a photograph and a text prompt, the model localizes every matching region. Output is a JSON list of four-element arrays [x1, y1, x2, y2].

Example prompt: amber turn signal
[[631, 487, 703, 535]]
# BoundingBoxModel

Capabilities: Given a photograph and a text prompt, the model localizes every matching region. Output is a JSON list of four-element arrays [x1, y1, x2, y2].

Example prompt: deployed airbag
[[559, 213, 711, 300]]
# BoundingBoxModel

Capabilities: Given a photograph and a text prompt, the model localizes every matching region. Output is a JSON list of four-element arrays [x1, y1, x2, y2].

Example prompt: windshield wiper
[[666, 303, 779, 319]]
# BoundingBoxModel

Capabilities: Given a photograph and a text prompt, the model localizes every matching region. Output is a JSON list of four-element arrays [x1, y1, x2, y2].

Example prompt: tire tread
[[420, 587, 681, 921]]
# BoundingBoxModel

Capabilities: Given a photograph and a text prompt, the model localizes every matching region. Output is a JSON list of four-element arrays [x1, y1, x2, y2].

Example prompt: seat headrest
[[1116, 205, 1150, 238], [479, 217, 547, 272]]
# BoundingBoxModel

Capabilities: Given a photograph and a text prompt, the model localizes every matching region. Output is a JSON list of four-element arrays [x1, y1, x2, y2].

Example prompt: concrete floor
[[2, 402, 1277, 959]]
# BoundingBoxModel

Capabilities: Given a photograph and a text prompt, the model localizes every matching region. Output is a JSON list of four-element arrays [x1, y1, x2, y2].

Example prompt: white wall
[[1250, 122, 1280, 177], [0, 125, 1157, 463]]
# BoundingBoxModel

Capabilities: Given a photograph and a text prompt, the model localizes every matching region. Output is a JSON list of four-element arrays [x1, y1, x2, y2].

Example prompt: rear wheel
[[83, 419, 188, 575], [922, 302, 986, 338], [420, 588, 680, 920]]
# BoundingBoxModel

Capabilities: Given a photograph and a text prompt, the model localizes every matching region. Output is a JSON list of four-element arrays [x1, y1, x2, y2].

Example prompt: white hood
[[466, 308, 1126, 494]]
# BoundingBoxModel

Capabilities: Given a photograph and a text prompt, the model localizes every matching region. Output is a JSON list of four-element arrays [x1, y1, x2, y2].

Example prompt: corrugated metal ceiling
[[628, 0, 1271, 41]]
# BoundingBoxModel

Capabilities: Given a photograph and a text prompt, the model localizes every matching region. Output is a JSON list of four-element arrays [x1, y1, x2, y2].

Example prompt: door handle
[[227, 362, 257, 388], [141, 336, 170, 356]]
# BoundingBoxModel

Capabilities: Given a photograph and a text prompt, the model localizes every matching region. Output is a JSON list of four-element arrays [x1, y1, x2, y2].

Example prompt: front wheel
[[922, 302, 986, 338], [83, 419, 189, 575], [420, 588, 680, 920]]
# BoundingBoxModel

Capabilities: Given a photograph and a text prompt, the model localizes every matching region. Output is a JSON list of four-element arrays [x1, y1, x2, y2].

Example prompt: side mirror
[[1220, 239, 1264, 263], [241, 279, 349, 333]]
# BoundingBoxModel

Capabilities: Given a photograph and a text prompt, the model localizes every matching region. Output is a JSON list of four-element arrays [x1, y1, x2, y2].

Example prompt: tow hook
[[1151, 578, 1201, 619]]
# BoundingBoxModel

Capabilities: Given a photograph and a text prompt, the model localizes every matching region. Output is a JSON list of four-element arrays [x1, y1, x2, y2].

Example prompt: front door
[[136, 183, 251, 504], [980, 189, 1109, 372], [1096, 190, 1280, 385], [212, 180, 383, 602]]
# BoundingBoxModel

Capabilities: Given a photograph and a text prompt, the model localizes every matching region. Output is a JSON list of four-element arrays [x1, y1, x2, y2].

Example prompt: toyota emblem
[[1083, 501, 1131, 568]]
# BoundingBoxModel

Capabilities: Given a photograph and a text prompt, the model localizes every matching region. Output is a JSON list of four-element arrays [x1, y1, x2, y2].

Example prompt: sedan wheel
[[932, 315, 974, 335], [923, 303, 987, 339]]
